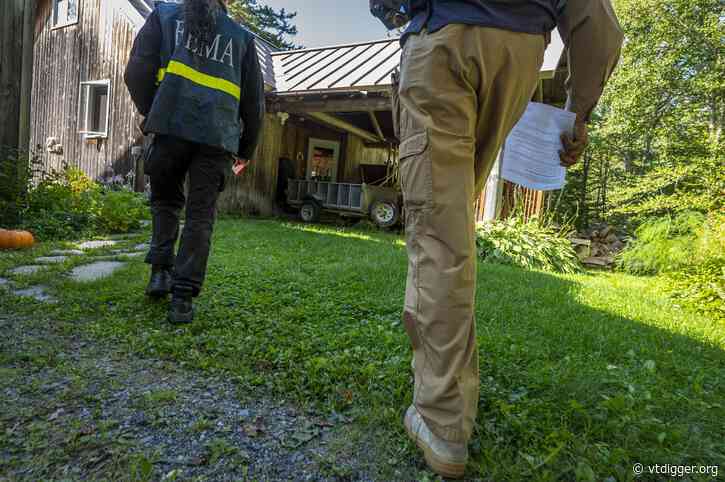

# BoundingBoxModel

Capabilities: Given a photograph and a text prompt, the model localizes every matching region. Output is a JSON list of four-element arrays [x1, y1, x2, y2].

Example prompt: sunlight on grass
[[2, 218, 723, 481]]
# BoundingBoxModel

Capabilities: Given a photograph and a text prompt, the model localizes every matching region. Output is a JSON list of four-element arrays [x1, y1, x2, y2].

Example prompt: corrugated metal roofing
[[272, 31, 565, 94], [253, 34, 278, 90]]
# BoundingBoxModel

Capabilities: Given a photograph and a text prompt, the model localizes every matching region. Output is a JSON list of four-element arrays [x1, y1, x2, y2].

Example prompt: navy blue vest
[[145, 3, 252, 154], [405, 0, 566, 39]]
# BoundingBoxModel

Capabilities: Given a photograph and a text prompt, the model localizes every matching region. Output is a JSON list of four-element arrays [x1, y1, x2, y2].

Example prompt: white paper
[[501, 102, 577, 191]]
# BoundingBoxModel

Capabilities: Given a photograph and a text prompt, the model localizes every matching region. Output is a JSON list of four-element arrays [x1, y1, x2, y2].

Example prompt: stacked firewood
[[570, 224, 626, 269]]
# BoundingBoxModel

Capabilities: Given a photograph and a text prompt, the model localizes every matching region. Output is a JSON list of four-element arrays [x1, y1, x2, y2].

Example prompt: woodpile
[[570, 224, 626, 269]]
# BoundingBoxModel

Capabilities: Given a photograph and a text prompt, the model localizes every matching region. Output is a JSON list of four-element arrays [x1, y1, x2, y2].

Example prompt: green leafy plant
[[16, 165, 149, 240], [476, 215, 582, 274], [97, 189, 150, 234], [617, 212, 705, 275], [0, 148, 37, 227], [20, 167, 101, 240], [619, 211, 724, 319]]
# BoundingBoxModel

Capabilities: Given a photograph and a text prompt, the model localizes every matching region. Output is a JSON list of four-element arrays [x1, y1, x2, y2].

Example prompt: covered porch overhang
[[265, 33, 568, 146]]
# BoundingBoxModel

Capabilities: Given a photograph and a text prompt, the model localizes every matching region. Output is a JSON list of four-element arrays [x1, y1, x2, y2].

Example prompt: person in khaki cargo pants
[[394, 0, 624, 478]]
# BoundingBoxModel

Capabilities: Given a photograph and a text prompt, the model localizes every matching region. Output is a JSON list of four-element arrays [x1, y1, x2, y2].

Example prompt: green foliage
[[97, 190, 150, 234], [619, 211, 725, 318], [3, 219, 724, 480], [667, 260, 725, 320], [553, 0, 724, 231], [18, 166, 149, 240], [618, 212, 705, 275], [20, 167, 102, 239], [606, 156, 724, 224], [476, 216, 582, 274], [227, 0, 298, 49], [0, 148, 36, 227]]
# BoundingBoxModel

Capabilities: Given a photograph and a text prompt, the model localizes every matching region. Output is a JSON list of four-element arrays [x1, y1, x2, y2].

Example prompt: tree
[[227, 0, 298, 49], [554, 0, 724, 229]]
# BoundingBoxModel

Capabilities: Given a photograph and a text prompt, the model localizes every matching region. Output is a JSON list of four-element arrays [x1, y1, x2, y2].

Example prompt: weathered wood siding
[[218, 114, 284, 216], [343, 135, 390, 183], [30, 0, 143, 180], [218, 114, 394, 215], [0, 0, 26, 150]]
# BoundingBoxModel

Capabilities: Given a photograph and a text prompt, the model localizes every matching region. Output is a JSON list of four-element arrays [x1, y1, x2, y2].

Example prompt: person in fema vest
[[372, 0, 624, 478], [125, 0, 264, 324]]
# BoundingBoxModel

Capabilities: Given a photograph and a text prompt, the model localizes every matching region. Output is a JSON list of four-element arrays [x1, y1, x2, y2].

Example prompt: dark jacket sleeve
[[237, 38, 266, 159], [558, 0, 624, 122], [124, 10, 162, 117]]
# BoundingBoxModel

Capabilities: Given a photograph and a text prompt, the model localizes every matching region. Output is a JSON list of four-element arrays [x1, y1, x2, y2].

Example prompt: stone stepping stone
[[118, 252, 145, 259], [7, 265, 47, 276], [50, 249, 85, 256], [77, 240, 119, 250], [0, 277, 10, 289], [35, 256, 69, 264], [134, 243, 150, 251], [69, 261, 125, 282], [12, 285, 55, 303]]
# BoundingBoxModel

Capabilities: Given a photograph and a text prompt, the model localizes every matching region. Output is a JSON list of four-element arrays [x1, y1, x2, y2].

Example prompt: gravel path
[[0, 313, 412, 481]]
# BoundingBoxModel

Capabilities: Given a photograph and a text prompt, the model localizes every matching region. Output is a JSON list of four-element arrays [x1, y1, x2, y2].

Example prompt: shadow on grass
[[2, 218, 723, 481]]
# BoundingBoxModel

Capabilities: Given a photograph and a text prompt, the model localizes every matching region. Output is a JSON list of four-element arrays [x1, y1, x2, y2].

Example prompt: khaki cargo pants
[[397, 25, 546, 444]]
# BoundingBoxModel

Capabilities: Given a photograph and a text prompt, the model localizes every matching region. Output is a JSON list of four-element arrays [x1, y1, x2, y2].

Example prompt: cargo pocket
[[399, 129, 432, 209]]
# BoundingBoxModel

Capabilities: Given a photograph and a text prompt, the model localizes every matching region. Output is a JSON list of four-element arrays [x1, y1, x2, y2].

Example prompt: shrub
[[17, 166, 149, 240], [619, 211, 724, 319], [96, 189, 150, 234], [476, 216, 582, 274], [0, 148, 36, 227], [617, 212, 705, 275]]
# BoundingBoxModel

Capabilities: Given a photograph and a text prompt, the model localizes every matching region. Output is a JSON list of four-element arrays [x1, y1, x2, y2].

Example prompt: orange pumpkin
[[0, 229, 35, 250]]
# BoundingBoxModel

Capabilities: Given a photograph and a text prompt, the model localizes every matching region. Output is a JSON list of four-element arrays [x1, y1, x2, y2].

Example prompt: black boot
[[145, 266, 172, 298], [168, 293, 194, 324]]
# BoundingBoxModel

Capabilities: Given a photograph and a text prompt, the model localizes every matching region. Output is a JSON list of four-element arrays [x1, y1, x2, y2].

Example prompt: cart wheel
[[370, 200, 400, 228], [300, 201, 321, 223]]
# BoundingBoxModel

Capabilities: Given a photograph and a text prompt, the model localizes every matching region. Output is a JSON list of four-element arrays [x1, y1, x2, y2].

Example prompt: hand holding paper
[[501, 102, 577, 191]]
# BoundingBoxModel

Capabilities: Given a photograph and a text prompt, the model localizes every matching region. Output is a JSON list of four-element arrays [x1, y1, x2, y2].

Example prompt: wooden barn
[[28, 0, 154, 183], [26, 0, 276, 188], [219, 34, 568, 219], [20, 0, 567, 221]]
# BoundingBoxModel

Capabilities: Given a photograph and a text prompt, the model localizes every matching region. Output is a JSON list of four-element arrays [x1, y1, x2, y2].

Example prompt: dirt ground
[[0, 312, 424, 481]]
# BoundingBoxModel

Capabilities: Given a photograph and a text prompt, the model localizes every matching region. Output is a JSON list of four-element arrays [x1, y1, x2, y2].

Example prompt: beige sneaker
[[404, 405, 468, 479]]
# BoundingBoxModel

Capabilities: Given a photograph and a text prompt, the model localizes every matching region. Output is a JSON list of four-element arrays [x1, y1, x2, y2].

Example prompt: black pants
[[144, 135, 230, 297]]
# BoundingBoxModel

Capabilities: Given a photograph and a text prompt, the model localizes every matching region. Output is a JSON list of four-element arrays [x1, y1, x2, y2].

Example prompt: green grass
[[2, 218, 724, 481]]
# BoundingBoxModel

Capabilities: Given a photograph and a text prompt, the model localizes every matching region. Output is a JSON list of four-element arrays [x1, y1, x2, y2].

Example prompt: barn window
[[52, 0, 79, 28], [78, 80, 111, 138]]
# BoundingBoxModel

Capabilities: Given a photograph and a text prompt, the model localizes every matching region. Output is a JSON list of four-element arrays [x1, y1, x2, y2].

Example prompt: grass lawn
[[1, 218, 724, 481]]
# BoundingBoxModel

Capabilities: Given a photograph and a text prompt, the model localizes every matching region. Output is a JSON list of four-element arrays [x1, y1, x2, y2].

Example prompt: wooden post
[[0, 0, 24, 150], [18, 0, 35, 153]]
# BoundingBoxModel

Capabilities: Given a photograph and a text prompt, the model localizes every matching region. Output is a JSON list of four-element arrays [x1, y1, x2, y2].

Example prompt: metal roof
[[272, 31, 565, 94]]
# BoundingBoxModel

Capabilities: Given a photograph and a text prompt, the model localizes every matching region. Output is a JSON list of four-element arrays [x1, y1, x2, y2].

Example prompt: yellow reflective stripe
[[156, 68, 166, 84], [165, 60, 241, 100]]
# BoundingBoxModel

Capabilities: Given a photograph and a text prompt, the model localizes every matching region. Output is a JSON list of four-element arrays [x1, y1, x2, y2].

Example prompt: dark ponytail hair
[[184, 0, 222, 44]]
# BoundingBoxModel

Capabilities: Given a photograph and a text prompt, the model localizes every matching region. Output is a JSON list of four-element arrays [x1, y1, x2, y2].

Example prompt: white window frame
[[51, 0, 80, 29], [78, 80, 111, 139]]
